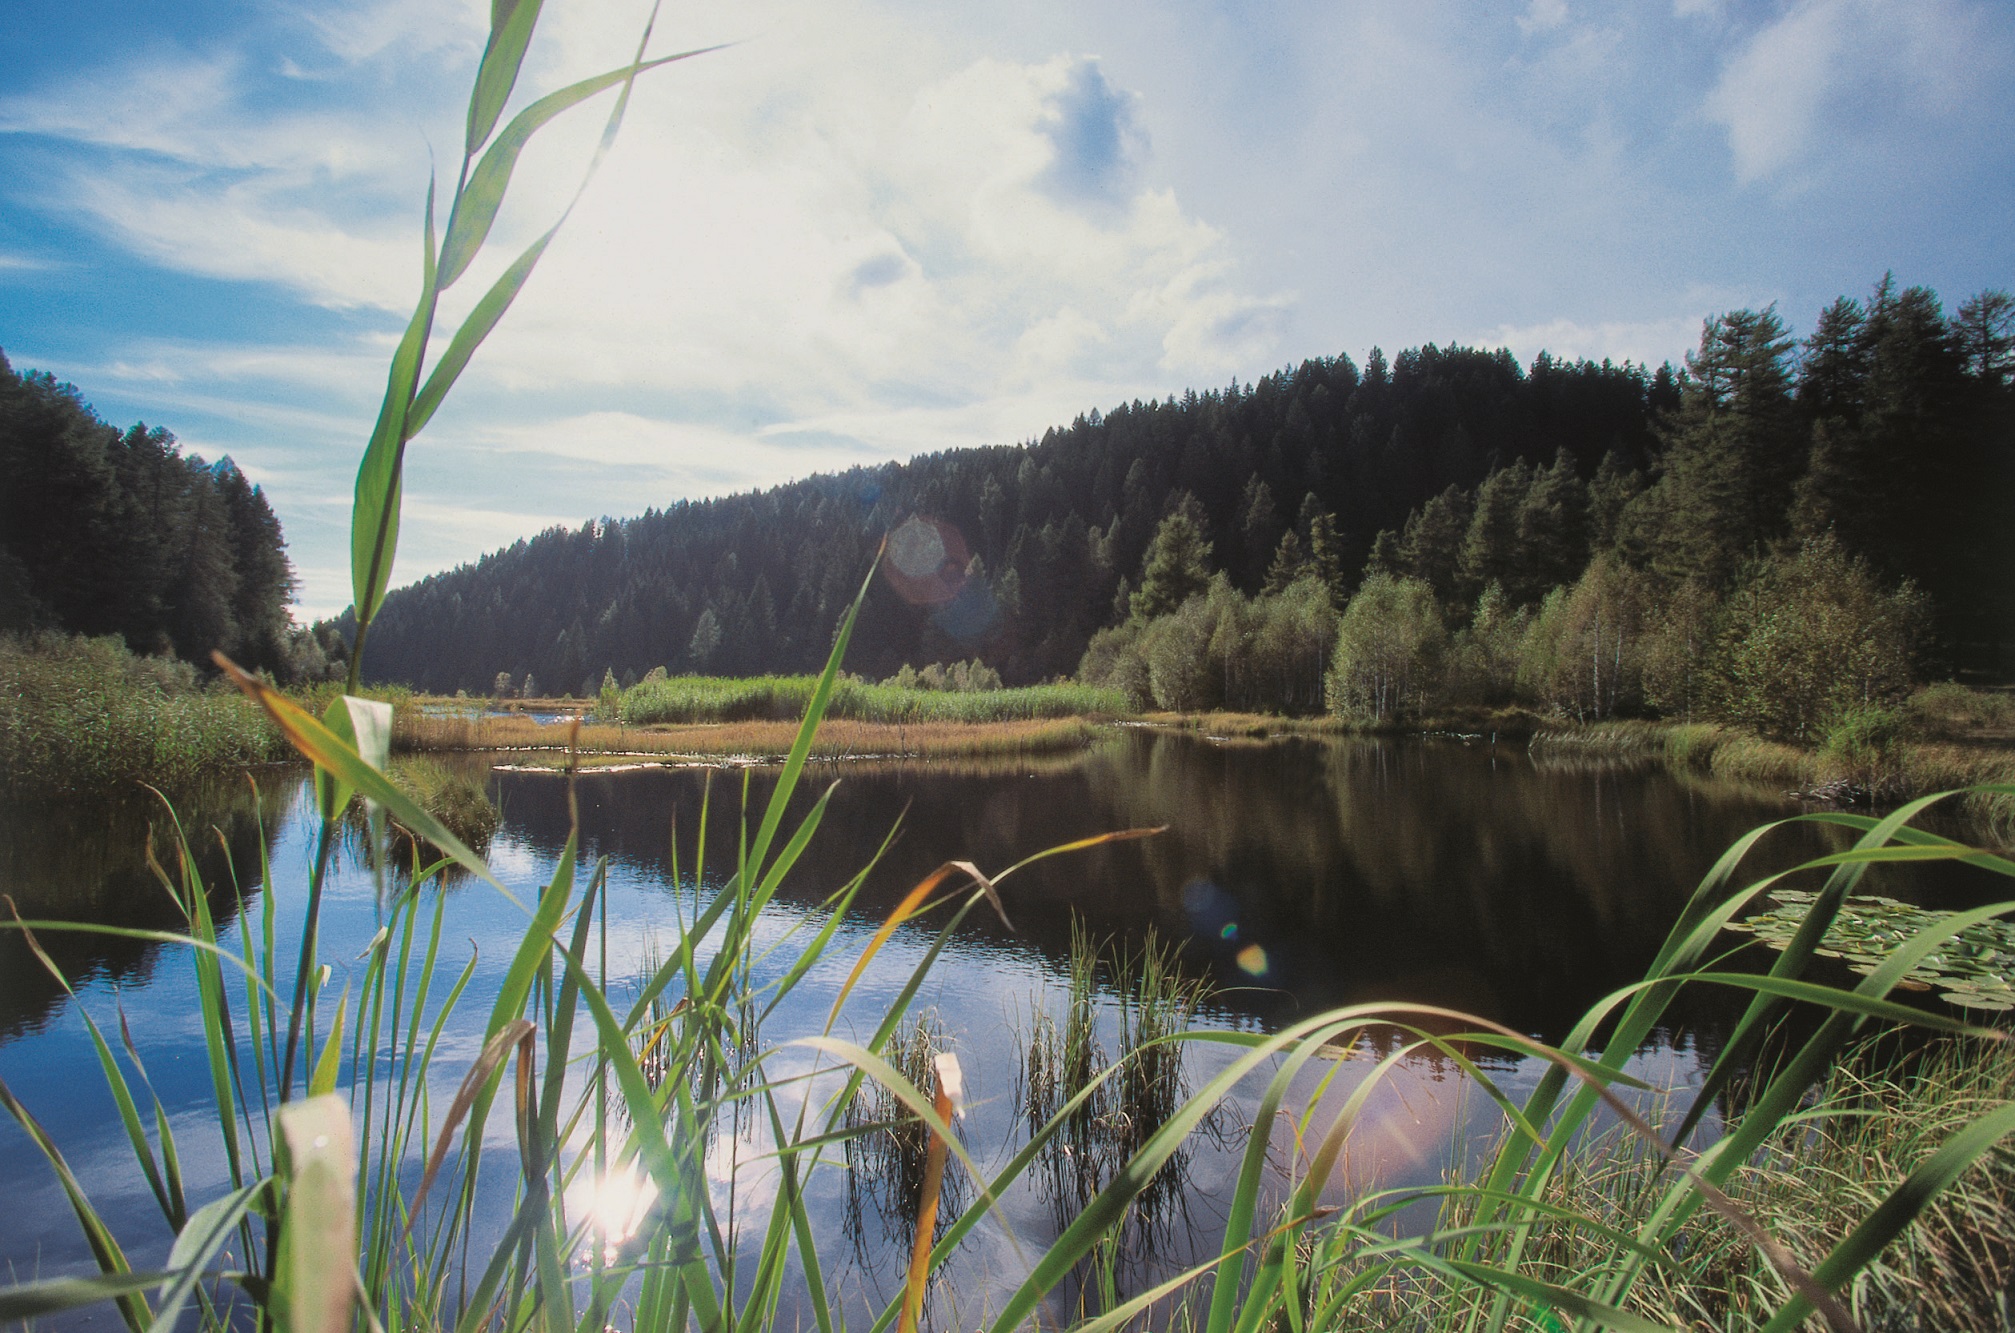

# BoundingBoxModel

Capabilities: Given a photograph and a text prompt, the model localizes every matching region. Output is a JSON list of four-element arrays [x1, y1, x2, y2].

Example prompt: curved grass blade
[[351, 184, 438, 634], [0, 1075, 150, 1332], [152, 1183, 264, 1333], [273, 1096, 356, 1333], [214, 655, 517, 904], [438, 48, 716, 289], [0, 1273, 169, 1324], [1758, 1101, 2015, 1333]]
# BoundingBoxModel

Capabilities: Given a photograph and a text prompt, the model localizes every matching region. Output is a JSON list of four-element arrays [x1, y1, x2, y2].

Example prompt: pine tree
[[1644, 307, 1801, 585], [1586, 451, 1644, 552], [1262, 529, 1306, 594], [1130, 498, 1214, 620], [1304, 505, 1345, 602], [1397, 486, 1471, 601], [1455, 459, 1533, 604], [1512, 447, 1589, 601], [1238, 476, 1281, 589]]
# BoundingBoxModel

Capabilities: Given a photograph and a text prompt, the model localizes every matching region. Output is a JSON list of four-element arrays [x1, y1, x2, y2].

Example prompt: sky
[[2, 0, 2011, 620]]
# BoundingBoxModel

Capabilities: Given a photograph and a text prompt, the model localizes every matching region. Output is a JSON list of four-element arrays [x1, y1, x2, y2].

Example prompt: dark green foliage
[[1702, 534, 1928, 743], [1636, 307, 1803, 586], [1128, 497, 1214, 621], [1396, 484, 1473, 602], [354, 345, 1667, 691], [0, 353, 303, 678]]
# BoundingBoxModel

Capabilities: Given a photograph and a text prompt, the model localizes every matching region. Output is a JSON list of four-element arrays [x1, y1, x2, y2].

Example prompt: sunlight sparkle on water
[[567, 1162, 659, 1262]]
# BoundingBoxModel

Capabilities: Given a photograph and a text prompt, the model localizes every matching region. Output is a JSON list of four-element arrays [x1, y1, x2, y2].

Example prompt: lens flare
[[882, 515, 971, 607], [1235, 943, 1270, 977]]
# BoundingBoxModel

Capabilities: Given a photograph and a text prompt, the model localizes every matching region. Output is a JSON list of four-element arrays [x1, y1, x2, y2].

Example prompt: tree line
[[1084, 280, 2013, 738], [0, 351, 336, 681], [351, 277, 2008, 705], [350, 328, 1676, 692]]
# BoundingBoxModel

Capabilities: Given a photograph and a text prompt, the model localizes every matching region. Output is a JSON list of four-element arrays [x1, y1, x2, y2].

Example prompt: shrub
[[1705, 534, 1928, 743], [1514, 555, 1651, 720], [1325, 574, 1445, 721]]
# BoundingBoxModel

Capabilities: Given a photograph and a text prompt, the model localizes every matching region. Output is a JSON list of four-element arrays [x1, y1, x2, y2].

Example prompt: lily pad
[[1728, 892, 2015, 1013]]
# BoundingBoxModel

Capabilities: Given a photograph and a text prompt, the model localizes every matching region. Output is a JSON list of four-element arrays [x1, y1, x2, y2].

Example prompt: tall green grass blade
[[217, 657, 516, 902], [1759, 1100, 2015, 1333], [7, 914, 179, 1229], [151, 1183, 264, 1333], [407, 226, 553, 436], [310, 990, 349, 1097], [1437, 1259, 1679, 1332], [438, 50, 708, 290], [350, 185, 437, 635], [465, 0, 544, 155], [0, 1075, 150, 1333]]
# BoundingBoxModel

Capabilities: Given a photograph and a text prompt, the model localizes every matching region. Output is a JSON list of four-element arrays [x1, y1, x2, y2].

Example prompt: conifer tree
[[1262, 529, 1306, 595], [1455, 459, 1533, 605], [1643, 307, 1801, 585], [1397, 485, 1472, 602], [1512, 447, 1589, 601], [1130, 497, 1214, 620]]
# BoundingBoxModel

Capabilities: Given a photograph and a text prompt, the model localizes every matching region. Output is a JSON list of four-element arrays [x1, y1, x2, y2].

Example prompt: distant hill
[[350, 345, 1671, 693], [350, 279, 2013, 695]]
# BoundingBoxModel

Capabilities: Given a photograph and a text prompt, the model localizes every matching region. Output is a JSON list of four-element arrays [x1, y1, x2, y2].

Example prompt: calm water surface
[[1, 730, 1993, 1324]]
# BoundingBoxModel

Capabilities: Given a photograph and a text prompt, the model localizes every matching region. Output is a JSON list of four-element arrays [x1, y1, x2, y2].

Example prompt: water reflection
[[5, 729, 2001, 1327], [0, 774, 289, 1041], [496, 731, 1852, 1042]]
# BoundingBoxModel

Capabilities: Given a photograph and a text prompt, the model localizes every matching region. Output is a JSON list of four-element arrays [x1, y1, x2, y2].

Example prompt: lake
[[0, 728, 1992, 1326]]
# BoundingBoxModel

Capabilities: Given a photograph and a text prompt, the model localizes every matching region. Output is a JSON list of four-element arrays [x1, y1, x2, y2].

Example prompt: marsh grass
[[617, 674, 1129, 726], [397, 710, 1106, 764], [1326, 1036, 2015, 1331], [845, 1011, 968, 1250], [0, 633, 288, 791]]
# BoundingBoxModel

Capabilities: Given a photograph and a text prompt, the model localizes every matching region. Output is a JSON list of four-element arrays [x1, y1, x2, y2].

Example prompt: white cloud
[[1705, 0, 1997, 185], [1474, 313, 1704, 370]]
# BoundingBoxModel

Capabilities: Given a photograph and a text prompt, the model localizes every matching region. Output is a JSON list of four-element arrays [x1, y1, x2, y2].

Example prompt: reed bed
[[616, 674, 1129, 726], [1325, 1036, 2015, 1331], [399, 710, 1106, 765], [0, 633, 288, 791]]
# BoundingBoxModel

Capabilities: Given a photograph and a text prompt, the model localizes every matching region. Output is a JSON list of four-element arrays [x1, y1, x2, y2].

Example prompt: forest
[[0, 351, 336, 681], [347, 277, 2012, 709]]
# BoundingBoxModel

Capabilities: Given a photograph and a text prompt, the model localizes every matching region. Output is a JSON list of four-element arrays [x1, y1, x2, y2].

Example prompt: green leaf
[[350, 182, 438, 630], [216, 657, 516, 904], [272, 1096, 355, 1333], [152, 1183, 265, 1333], [465, 0, 545, 156]]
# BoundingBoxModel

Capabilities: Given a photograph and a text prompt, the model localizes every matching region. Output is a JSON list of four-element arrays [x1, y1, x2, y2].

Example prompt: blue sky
[[3, 0, 2010, 619]]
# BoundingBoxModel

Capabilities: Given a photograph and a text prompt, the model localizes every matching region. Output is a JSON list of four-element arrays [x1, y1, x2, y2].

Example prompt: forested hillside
[[350, 278, 2012, 696], [0, 351, 324, 679]]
